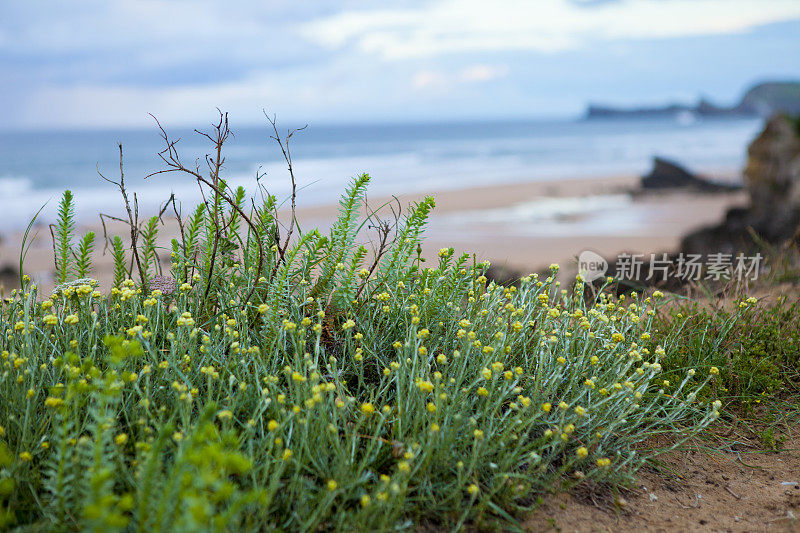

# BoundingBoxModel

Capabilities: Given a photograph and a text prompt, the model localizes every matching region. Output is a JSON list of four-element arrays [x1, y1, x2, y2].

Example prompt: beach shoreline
[[0, 172, 748, 294]]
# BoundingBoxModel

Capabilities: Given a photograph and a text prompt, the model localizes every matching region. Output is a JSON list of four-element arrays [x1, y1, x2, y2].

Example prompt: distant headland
[[585, 80, 800, 120]]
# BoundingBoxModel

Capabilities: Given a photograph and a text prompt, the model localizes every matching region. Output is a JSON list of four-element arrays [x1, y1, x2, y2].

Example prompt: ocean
[[0, 116, 763, 232]]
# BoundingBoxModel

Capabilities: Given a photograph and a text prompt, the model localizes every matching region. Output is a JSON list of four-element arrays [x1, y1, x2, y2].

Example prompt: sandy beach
[[0, 173, 747, 294]]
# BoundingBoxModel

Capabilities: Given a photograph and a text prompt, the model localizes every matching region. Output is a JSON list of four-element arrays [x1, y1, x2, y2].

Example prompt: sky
[[1, 0, 799, 130]]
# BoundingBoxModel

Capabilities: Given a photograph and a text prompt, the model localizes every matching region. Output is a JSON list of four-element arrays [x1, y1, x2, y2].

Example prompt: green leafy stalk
[[140, 216, 160, 282], [54, 190, 76, 283], [111, 236, 127, 288], [75, 232, 95, 278]]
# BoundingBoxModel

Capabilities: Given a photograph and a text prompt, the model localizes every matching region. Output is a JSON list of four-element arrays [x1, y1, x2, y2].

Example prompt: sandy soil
[[525, 430, 800, 532], [0, 174, 748, 294]]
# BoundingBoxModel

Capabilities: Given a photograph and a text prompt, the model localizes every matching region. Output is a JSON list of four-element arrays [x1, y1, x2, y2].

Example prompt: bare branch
[[147, 111, 266, 304], [264, 111, 306, 261]]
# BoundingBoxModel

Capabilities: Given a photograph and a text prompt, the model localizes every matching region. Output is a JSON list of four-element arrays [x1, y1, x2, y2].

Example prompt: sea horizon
[[0, 114, 763, 232]]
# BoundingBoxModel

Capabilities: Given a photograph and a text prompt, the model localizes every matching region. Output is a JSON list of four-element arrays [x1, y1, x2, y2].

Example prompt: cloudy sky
[[1, 0, 799, 130]]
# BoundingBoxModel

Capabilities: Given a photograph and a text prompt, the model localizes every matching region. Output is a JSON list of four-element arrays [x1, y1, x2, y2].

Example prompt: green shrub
[[0, 116, 721, 530]]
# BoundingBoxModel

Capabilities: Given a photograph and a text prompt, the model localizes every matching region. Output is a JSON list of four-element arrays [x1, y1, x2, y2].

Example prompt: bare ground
[[525, 431, 800, 532]]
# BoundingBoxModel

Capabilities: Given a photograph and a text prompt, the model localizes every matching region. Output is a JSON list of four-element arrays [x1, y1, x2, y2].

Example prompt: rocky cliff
[[586, 81, 800, 120], [737, 82, 800, 117], [681, 114, 800, 254]]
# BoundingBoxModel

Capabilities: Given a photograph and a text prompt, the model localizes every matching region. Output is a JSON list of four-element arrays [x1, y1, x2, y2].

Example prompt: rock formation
[[640, 157, 741, 192], [681, 114, 800, 254]]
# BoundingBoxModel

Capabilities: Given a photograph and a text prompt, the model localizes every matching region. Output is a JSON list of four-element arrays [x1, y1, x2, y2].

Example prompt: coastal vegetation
[[0, 115, 798, 531]]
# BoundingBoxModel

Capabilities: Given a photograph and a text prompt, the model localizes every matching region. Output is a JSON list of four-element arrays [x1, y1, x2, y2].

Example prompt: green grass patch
[[653, 294, 800, 414]]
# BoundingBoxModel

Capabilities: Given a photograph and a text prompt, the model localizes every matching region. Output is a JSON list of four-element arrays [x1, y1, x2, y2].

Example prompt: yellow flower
[[430, 423, 440, 432], [19, 452, 33, 462], [268, 419, 279, 432], [45, 397, 63, 408], [282, 449, 293, 460], [327, 479, 338, 491], [398, 461, 410, 472], [426, 402, 436, 413], [342, 319, 356, 330], [576, 446, 588, 458], [360, 494, 371, 507], [361, 402, 375, 416], [477, 387, 489, 397], [709, 366, 719, 375], [416, 380, 434, 393], [473, 429, 484, 439], [115, 434, 128, 445], [542, 402, 552, 412], [217, 410, 233, 420], [64, 314, 79, 325], [467, 484, 479, 495], [596, 457, 611, 468]]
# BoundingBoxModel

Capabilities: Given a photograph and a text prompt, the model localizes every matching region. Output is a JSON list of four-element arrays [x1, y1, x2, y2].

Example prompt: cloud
[[1, 0, 799, 128], [0, 0, 332, 87], [459, 64, 509, 83], [302, 0, 800, 59], [411, 64, 509, 92], [412, 70, 448, 90]]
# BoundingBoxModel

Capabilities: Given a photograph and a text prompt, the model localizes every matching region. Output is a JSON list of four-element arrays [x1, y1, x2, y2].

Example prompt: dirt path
[[526, 433, 800, 532]]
